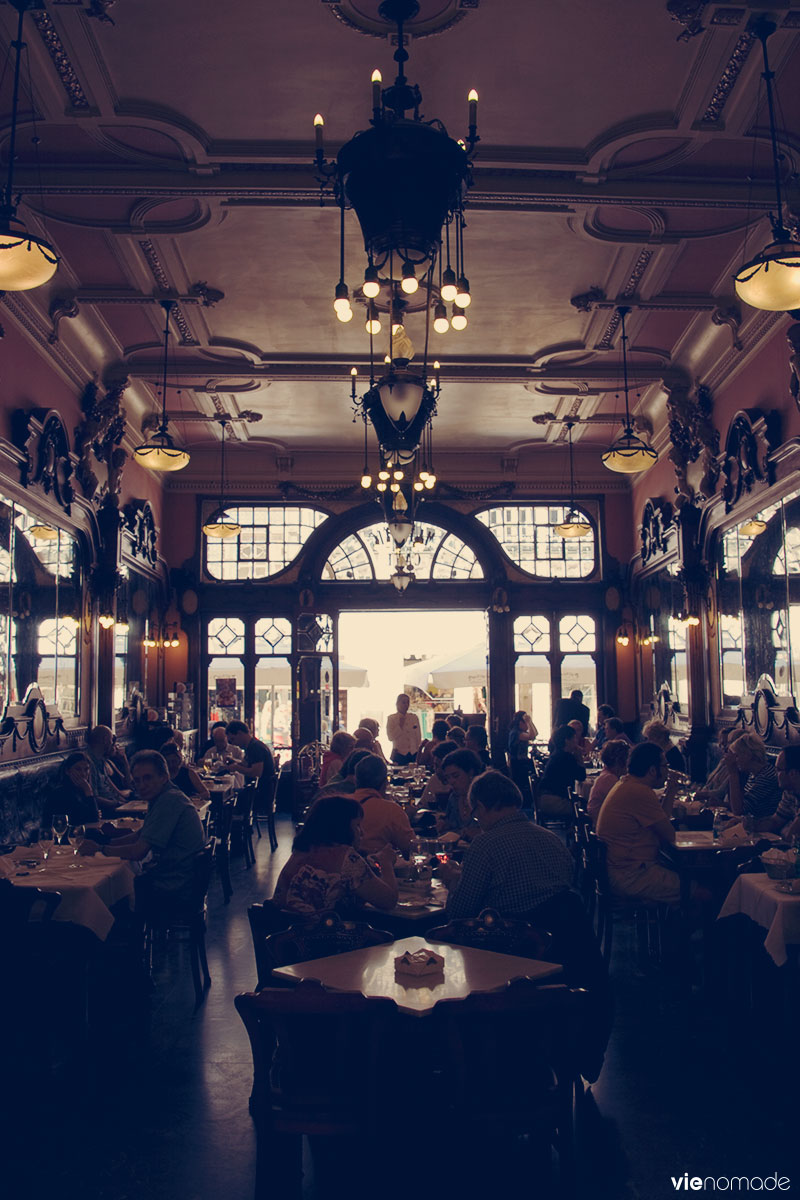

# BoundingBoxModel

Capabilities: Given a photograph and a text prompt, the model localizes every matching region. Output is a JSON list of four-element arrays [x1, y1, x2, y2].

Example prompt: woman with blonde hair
[[642, 719, 685, 773], [725, 731, 780, 819]]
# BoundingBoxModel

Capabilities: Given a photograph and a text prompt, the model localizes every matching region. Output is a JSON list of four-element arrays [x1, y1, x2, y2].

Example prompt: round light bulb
[[376, 481, 387, 492], [390, 482, 400, 493], [361, 473, 372, 489], [401, 264, 418, 294], [378, 469, 390, 481], [419, 468, 430, 482], [451, 310, 468, 331], [454, 276, 471, 308], [336, 304, 353, 323], [433, 302, 449, 333], [424, 476, 436, 489], [365, 309, 382, 335], [441, 268, 457, 303], [414, 480, 424, 492], [363, 265, 380, 299], [393, 469, 404, 481], [99, 614, 115, 630]]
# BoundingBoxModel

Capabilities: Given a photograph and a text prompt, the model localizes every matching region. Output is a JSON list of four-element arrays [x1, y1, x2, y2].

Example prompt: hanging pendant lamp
[[554, 420, 591, 538], [733, 17, 800, 312], [203, 415, 241, 539], [133, 300, 190, 471], [0, 0, 59, 290], [602, 307, 657, 475]]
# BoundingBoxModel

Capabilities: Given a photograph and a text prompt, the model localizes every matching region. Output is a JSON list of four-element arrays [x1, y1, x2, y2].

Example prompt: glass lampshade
[[30, 523, 58, 540], [377, 379, 424, 425], [554, 515, 591, 539], [734, 241, 800, 312], [0, 220, 58, 291], [203, 517, 241, 539], [602, 431, 657, 474], [391, 571, 412, 592], [739, 517, 767, 537], [133, 430, 190, 472]]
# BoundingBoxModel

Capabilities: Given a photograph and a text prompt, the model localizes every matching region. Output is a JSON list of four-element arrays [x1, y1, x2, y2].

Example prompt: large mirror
[[0, 494, 82, 718], [715, 488, 800, 706], [639, 565, 687, 708]]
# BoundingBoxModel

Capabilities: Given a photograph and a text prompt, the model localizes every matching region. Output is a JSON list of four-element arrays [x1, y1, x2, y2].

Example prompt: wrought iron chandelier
[[0, 0, 59, 290], [602, 307, 657, 475], [133, 301, 191, 472], [733, 16, 800, 312]]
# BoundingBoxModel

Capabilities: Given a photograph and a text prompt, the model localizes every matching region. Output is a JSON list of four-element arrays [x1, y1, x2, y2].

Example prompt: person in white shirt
[[385, 693, 422, 765]]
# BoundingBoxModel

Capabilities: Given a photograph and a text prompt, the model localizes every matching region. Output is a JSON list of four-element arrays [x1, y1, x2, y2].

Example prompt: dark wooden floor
[[9, 818, 797, 1200]]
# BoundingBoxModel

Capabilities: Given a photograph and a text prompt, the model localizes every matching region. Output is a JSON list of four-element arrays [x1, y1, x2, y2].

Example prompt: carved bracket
[[123, 500, 158, 567], [721, 408, 776, 513], [711, 304, 743, 352], [666, 381, 720, 508], [788, 322, 800, 412], [667, 1, 706, 40], [640, 498, 674, 563], [13, 408, 75, 515], [74, 377, 129, 509]]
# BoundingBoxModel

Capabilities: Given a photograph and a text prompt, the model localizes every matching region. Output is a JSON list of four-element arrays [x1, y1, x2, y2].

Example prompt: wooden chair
[[260, 910, 393, 976], [427, 907, 551, 961], [144, 842, 214, 1009], [235, 981, 398, 1199], [212, 796, 235, 903], [431, 981, 590, 1194], [231, 785, 256, 868], [247, 899, 306, 990], [587, 831, 662, 966], [263, 772, 279, 853]]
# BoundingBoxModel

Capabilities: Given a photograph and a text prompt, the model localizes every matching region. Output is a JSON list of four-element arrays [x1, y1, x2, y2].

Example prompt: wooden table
[[116, 795, 211, 826], [0, 847, 135, 940], [718, 872, 800, 966], [272, 933, 562, 1017]]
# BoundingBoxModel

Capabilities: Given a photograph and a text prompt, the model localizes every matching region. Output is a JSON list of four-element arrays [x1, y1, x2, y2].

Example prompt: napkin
[[394, 948, 445, 977], [717, 823, 750, 846]]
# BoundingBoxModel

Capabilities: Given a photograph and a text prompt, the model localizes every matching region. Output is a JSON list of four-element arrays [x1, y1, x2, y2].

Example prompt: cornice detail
[[699, 31, 755, 126], [31, 11, 91, 111]]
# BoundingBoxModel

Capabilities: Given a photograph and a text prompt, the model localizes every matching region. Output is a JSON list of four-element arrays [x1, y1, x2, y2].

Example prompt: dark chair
[[427, 907, 551, 961], [235, 981, 398, 1200], [143, 842, 214, 1009], [231, 785, 256, 868], [212, 796, 235, 903], [260, 910, 394, 978], [587, 831, 663, 967], [432, 981, 590, 1194], [263, 772, 279, 853], [247, 899, 308, 989]]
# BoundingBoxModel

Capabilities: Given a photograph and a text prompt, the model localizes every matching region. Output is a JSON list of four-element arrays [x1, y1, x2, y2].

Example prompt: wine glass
[[39, 826, 54, 861], [52, 813, 68, 847], [67, 823, 85, 857]]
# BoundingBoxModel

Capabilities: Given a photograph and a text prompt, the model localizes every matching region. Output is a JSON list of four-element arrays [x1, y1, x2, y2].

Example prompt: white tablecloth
[[0, 847, 135, 941], [718, 872, 800, 967]]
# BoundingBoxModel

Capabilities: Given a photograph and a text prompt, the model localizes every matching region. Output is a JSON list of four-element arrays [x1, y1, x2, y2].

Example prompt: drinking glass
[[52, 813, 68, 846], [39, 826, 54, 861], [67, 823, 85, 855]]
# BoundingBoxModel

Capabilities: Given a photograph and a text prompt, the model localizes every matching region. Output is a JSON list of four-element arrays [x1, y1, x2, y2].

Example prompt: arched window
[[204, 506, 328, 580], [322, 521, 483, 581], [476, 504, 596, 578]]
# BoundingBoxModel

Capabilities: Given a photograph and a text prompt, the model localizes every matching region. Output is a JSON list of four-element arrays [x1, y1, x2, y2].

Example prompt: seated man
[[440, 770, 574, 919], [417, 718, 450, 770], [591, 704, 616, 752], [417, 739, 459, 810], [760, 745, 800, 838], [603, 716, 632, 747], [85, 724, 130, 813], [352, 753, 414, 856], [79, 749, 205, 913], [596, 742, 682, 904], [642, 718, 685, 773], [439, 748, 484, 837], [227, 719, 276, 814], [315, 747, 373, 797], [199, 722, 244, 767]]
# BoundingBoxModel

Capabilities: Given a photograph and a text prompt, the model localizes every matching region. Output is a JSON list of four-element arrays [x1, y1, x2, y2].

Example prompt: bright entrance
[[337, 609, 488, 739]]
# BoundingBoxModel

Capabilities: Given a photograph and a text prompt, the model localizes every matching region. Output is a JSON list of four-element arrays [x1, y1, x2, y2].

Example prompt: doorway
[[337, 609, 488, 740]]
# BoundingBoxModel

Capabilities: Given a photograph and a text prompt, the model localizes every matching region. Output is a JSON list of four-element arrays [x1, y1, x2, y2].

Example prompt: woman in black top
[[160, 742, 211, 802], [44, 752, 101, 825], [538, 725, 586, 818]]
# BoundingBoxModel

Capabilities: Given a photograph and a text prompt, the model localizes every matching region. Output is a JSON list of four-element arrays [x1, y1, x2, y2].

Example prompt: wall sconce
[[143, 622, 157, 649], [615, 625, 631, 647], [163, 623, 180, 648], [99, 611, 115, 630]]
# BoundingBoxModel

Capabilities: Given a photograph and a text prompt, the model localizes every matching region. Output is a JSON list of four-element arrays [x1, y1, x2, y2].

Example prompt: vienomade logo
[[670, 1176, 791, 1192]]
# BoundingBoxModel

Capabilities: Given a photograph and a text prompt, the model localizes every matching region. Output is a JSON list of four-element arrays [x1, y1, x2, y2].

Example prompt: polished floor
[[10, 819, 798, 1200]]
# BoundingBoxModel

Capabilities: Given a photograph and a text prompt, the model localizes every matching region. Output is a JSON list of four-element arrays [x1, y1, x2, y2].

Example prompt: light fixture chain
[[757, 21, 788, 239], [3, 2, 26, 213]]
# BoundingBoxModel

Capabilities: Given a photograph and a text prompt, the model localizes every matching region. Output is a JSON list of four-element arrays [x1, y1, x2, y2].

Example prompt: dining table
[[271, 933, 562, 1017], [0, 844, 135, 940], [718, 872, 800, 967], [116, 793, 212, 827]]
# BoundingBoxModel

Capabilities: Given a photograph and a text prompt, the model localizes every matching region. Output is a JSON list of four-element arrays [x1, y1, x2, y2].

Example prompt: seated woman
[[587, 738, 629, 825], [44, 752, 101, 825], [439, 748, 483, 837], [319, 731, 356, 787], [418, 739, 459, 810], [160, 741, 211, 803], [538, 725, 586, 819], [568, 719, 590, 761], [273, 794, 398, 914], [642, 719, 685, 773], [726, 731, 780, 820]]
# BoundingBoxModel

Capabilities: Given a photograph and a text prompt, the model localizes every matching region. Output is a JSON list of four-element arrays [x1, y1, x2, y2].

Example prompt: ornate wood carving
[[14, 408, 75, 514], [0, 685, 64, 757], [640, 498, 674, 563], [123, 500, 158, 567], [74, 377, 129, 508], [667, 1, 706, 40], [788, 322, 800, 411], [666, 382, 720, 508], [721, 408, 775, 513]]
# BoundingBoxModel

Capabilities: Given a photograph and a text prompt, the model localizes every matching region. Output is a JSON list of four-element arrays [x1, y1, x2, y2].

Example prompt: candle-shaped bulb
[[314, 113, 324, 151], [350, 366, 357, 376], [371, 68, 382, 112], [468, 88, 478, 128]]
